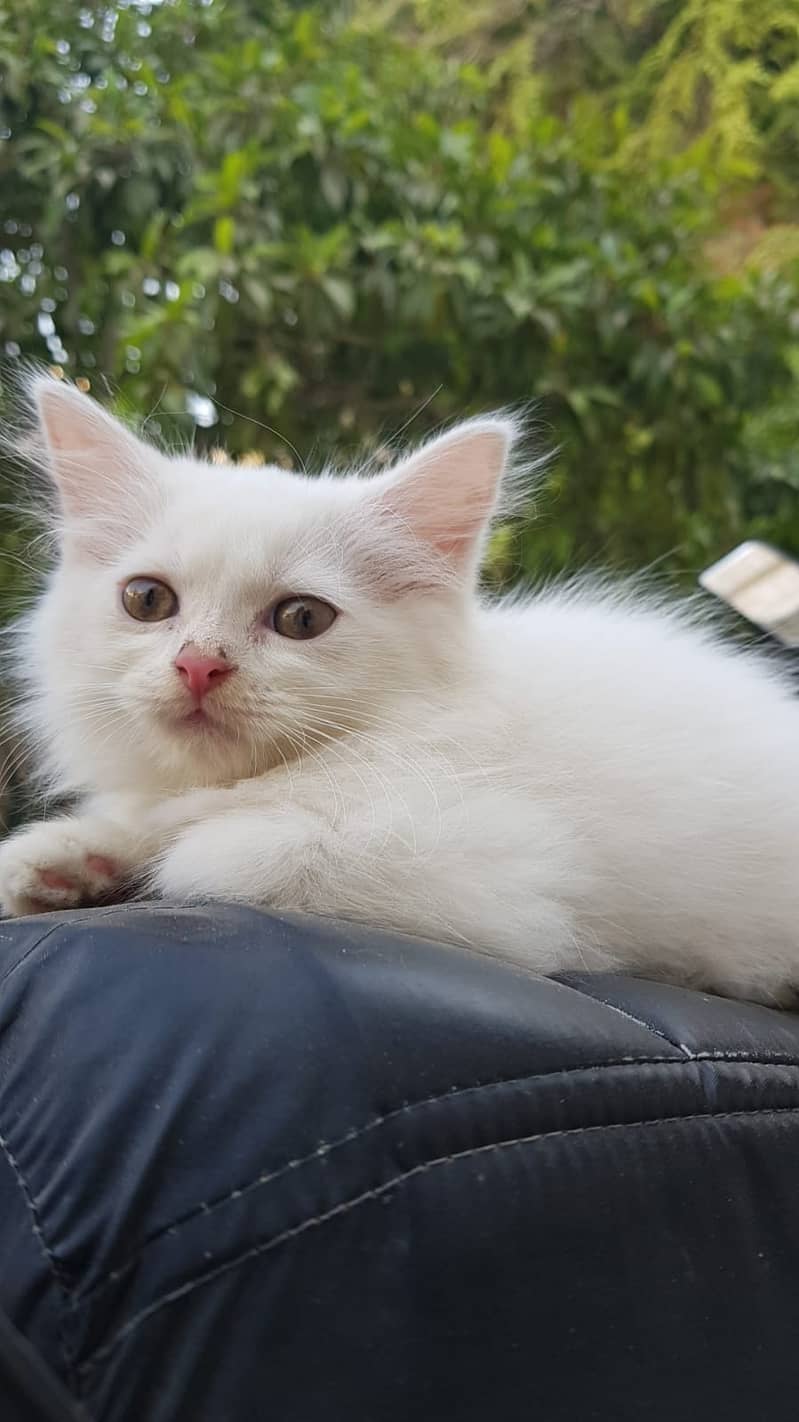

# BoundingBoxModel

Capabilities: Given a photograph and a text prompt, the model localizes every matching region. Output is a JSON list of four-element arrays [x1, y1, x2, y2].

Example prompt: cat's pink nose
[[174, 646, 234, 701]]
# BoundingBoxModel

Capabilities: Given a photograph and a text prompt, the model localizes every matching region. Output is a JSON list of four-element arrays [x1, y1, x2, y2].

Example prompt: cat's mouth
[[155, 694, 234, 738], [170, 705, 226, 734]]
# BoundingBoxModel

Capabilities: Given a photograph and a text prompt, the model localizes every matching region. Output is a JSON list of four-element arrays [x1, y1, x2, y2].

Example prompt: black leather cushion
[[2, 905, 799, 1421]]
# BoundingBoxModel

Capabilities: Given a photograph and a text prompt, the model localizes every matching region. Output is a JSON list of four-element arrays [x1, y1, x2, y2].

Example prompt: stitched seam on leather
[[0, 1126, 78, 1392], [70, 1049, 799, 1310], [0, 906, 135, 991], [75, 1103, 799, 1380], [0, 921, 75, 991], [553, 980, 694, 1056], [0, 907, 132, 1397]]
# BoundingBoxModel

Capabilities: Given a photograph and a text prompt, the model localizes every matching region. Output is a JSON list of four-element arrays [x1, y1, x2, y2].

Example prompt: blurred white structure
[[700, 542, 799, 646]]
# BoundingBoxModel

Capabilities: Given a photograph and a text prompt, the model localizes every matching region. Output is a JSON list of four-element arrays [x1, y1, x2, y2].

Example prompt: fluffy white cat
[[1, 376, 797, 1003]]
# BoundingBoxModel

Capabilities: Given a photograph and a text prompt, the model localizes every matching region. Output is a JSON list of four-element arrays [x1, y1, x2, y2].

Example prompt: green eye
[[122, 577, 178, 622], [272, 596, 337, 640]]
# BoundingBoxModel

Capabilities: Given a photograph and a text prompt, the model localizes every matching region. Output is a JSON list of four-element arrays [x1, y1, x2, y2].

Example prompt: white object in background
[[700, 541, 799, 646]]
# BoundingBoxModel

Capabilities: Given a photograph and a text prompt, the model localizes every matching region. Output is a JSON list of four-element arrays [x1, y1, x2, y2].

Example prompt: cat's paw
[[152, 808, 322, 905], [0, 818, 139, 917]]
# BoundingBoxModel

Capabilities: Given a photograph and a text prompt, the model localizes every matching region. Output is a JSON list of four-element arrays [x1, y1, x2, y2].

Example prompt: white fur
[[1, 376, 798, 1003]]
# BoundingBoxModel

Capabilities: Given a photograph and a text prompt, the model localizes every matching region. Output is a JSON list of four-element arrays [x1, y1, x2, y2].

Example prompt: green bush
[[1, 0, 799, 612]]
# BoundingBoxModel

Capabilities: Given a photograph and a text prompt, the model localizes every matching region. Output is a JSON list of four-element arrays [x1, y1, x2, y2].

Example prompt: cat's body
[[1, 376, 798, 1004]]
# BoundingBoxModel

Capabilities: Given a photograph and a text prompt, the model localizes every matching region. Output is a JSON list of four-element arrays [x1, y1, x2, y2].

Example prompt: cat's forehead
[[171, 454, 355, 522], [130, 455, 363, 589]]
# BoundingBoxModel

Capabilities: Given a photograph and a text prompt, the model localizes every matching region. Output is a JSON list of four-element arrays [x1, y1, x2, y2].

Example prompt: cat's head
[[14, 377, 516, 796]]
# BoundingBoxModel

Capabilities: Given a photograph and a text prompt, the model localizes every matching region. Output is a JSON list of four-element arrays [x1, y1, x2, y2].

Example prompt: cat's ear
[[371, 418, 513, 579], [30, 377, 159, 554]]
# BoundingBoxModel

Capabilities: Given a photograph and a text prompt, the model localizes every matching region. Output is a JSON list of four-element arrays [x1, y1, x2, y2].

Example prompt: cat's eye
[[122, 577, 178, 622], [272, 596, 337, 640]]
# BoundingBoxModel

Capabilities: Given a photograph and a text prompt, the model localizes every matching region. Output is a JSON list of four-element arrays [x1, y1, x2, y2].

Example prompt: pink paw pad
[[38, 869, 76, 893], [86, 855, 118, 879]]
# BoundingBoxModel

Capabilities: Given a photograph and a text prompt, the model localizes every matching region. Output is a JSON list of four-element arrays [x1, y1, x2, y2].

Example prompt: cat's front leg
[[0, 782, 283, 917], [151, 806, 325, 908], [0, 807, 156, 917], [0, 784, 285, 915], [0, 777, 307, 916]]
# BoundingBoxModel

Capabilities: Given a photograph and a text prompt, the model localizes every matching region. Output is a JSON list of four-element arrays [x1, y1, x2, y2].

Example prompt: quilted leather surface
[[2, 904, 799, 1420]]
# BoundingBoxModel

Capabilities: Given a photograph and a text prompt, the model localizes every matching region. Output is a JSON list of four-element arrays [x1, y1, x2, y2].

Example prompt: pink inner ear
[[375, 421, 512, 574], [36, 378, 114, 458], [32, 376, 158, 555]]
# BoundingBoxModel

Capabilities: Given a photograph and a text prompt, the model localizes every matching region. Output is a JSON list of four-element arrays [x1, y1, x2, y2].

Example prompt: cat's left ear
[[371, 418, 513, 579], [31, 376, 159, 553]]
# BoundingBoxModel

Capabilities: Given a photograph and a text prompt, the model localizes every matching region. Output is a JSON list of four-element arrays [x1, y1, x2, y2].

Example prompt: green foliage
[[381, 0, 799, 197], [1, 0, 799, 621]]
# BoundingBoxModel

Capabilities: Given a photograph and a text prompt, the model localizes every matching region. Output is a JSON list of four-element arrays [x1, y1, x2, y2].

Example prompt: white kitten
[[1, 376, 798, 1004]]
